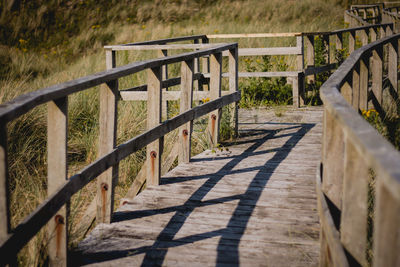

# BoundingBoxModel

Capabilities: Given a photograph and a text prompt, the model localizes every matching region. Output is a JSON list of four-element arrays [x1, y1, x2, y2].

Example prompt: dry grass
[[0, 0, 348, 265]]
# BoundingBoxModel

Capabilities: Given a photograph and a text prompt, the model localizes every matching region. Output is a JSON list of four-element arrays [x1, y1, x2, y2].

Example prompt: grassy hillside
[[0, 0, 352, 265]]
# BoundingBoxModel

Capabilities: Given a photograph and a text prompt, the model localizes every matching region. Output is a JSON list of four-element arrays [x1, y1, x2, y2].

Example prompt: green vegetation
[[0, 0, 350, 265]]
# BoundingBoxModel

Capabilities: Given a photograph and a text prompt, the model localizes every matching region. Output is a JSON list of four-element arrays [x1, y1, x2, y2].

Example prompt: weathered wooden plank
[[118, 35, 206, 46], [316, 166, 349, 267], [0, 92, 242, 261], [349, 31, 356, 54], [120, 90, 230, 101], [359, 55, 369, 111], [158, 49, 169, 119], [97, 50, 118, 224], [322, 110, 344, 210], [360, 28, 369, 45], [47, 97, 68, 266], [208, 53, 222, 147], [340, 139, 369, 266], [341, 78, 353, 105], [204, 71, 301, 78], [372, 46, 383, 106], [228, 48, 239, 137], [373, 178, 400, 267], [388, 39, 398, 93], [206, 33, 301, 38], [105, 43, 225, 50], [147, 66, 163, 186], [305, 35, 315, 82], [229, 47, 302, 56], [297, 36, 304, 71], [352, 62, 360, 109], [0, 43, 237, 123], [179, 59, 194, 164]]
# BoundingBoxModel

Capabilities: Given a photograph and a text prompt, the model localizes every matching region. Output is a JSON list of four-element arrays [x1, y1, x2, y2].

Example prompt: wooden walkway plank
[[77, 107, 323, 266]]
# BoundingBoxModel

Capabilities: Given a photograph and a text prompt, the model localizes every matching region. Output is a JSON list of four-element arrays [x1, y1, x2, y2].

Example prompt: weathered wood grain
[[147, 66, 163, 186], [97, 50, 118, 224], [47, 97, 68, 266], [228, 48, 239, 137], [208, 53, 222, 147], [179, 59, 194, 164], [77, 107, 322, 266], [0, 43, 237, 123]]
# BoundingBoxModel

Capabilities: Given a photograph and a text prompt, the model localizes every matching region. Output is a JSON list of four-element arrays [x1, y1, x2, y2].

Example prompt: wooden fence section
[[318, 32, 400, 266], [0, 43, 239, 266], [106, 24, 393, 110]]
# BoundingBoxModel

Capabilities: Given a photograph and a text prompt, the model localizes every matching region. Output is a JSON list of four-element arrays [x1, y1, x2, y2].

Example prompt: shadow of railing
[[75, 121, 315, 266]]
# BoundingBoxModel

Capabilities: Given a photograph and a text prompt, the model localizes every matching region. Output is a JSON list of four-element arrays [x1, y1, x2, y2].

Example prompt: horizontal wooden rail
[[319, 33, 400, 266], [0, 42, 239, 265], [0, 91, 240, 262], [0, 44, 236, 123], [206, 33, 301, 38], [118, 35, 207, 46]]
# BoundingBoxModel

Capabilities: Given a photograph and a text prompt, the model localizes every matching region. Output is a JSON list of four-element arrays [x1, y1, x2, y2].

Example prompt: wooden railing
[[0, 43, 239, 265], [318, 30, 400, 267], [106, 24, 393, 110]]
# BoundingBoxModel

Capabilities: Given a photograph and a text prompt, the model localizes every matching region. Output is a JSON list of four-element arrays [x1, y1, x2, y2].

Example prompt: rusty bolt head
[[211, 114, 217, 120], [101, 183, 109, 191], [150, 151, 157, 158], [55, 215, 64, 225], [182, 129, 189, 136]]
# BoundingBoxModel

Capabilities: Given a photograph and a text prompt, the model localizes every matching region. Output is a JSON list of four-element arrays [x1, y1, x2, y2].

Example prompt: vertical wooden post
[[305, 35, 315, 82], [349, 31, 356, 54], [380, 26, 386, 39], [361, 29, 368, 46], [370, 27, 377, 42], [0, 121, 10, 247], [359, 55, 369, 111], [373, 179, 400, 267], [340, 139, 369, 266], [352, 62, 360, 110], [388, 39, 398, 93], [336, 33, 343, 53], [322, 34, 330, 65], [146, 66, 163, 186], [47, 97, 68, 266], [296, 35, 305, 107], [202, 37, 210, 91], [341, 78, 353, 106], [386, 24, 394, 36], [293, 73, 304, 108], [229, 47, 239, 138], [297, 35, 304, 70], [158, 49, 168, 120], [372, 46, 383, 106], [97, 49, 118, 224], [322, 110, 344, 210], [178, 59, 194, 164], [208, 53, 222, 147], [193, 39, 201, 92]]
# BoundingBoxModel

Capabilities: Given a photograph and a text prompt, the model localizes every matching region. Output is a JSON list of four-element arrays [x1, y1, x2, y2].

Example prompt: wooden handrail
[[0, 44, 236, 123], [319, 33, 400, 266], [0, 43, 239, 265]]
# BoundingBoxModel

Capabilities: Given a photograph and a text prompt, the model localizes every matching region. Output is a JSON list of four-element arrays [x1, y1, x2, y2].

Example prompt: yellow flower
[[202, 97, 210, 103], [19, 38, 27, 44], [214, 29, 219, 33], [141, 25, 146, 29]]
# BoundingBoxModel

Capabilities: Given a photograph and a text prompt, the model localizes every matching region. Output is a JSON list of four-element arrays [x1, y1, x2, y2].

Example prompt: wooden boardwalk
[[76, 106, 323, 266]]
